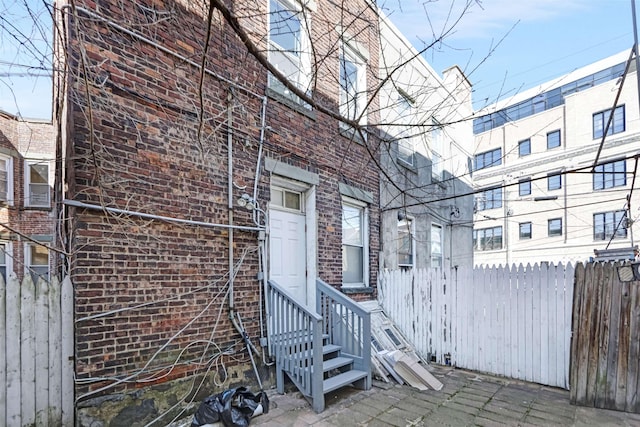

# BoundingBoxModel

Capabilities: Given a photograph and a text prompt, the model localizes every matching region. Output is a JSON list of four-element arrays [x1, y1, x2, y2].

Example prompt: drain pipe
[[227, 89, 260, 358]]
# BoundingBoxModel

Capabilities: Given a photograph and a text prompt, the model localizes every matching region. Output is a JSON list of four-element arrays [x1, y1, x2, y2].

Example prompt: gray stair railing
[[316, 278, 371, 389], [267, 280, 324, 412]]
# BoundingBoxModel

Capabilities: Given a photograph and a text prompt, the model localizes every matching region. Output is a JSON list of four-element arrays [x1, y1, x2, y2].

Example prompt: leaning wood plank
[[21, 274, 36, 426], [61, 276, 75, 427], [397, 354, 443, 391], [383, 351, 427, 391], [35, 277, 50, 427], [6, 273, 20, 425], [0, 274, 6, 425], [48, 277, 62, 424]]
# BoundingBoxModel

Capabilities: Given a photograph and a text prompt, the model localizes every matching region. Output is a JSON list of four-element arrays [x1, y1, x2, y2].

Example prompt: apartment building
[[0, 110, 55, 283], [378, 13, 474, 272], [472, 50, 640, 266]]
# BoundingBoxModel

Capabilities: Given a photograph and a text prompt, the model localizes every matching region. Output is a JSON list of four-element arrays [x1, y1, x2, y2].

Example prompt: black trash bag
[[191, 387, 269, 427]]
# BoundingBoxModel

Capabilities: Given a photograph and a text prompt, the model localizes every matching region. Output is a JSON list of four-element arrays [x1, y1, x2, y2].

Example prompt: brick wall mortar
[[63, 0, 381, 405]]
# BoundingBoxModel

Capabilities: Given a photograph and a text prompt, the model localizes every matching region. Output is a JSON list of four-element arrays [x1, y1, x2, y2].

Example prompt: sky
[[0, 0, 52, 120], [383, 0, 635, 110], [0, 0, 636, 119]]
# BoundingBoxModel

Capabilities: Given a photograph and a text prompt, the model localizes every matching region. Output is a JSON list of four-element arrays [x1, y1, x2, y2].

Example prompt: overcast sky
[[383, 0, 634, 109]]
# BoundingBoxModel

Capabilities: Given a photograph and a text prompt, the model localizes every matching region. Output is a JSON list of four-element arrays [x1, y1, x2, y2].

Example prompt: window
[[593, 105, 625, 139], [548, 173, 562, 191], [547, 130, 561, 149], [431, 121, 444, 180], [594, 159, 626, 190], [594, 210, 627, 241], [0, 155, 13, 204], [396, 89, 414, 114], [340, 43, 366, 125], [397, 139, 415, 167], [26, 242, 49, 283], [0, 242, 11, 282], [518, 139, 531, 157], [25, 160, 50, 207], [270, 187, 302, 211], [473, 226, 502, 251], [519, 222, 532, 240], [474, 148, 501, 171], [519, 179, 531, 196], [397, 217, 414, 268], [268, 0, 311, 105], [476, 187, 502, 211], [431, 224, 443, 267], [342, 199, 368, 286], [548, 218, 562, 237]]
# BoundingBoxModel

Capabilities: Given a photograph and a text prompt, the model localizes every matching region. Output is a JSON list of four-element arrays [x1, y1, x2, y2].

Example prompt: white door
[[269, 209, 307, 303]]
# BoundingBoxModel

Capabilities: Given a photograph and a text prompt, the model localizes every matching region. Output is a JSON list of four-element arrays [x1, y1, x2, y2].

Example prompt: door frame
[[269, 175, 317, 308]]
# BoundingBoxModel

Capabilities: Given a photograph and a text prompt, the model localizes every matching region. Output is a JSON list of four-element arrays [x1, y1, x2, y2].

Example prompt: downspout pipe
[[227, 89, 260, 357]]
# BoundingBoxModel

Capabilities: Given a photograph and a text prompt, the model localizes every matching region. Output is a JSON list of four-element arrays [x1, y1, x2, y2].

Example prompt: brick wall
[[0, 111, 55, 281], [61, 0, 380, 407]]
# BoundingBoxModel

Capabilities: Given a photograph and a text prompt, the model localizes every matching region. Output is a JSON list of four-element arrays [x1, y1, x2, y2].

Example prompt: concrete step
[[323, 369, 368, 394]]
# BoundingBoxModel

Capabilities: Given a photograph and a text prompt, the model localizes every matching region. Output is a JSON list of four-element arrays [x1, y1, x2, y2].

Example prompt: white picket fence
[[1, 274, 74, 427], [378, 263, 574, 389]]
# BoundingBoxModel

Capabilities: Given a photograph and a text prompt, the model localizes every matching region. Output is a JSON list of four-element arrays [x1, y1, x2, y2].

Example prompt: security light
[[617, 262, 640, 282]]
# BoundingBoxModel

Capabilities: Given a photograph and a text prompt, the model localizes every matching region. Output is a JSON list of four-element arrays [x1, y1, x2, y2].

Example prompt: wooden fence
[[378, 263, 575, 389], [570, 262, 640, 413], [1, 274, 74, 427]]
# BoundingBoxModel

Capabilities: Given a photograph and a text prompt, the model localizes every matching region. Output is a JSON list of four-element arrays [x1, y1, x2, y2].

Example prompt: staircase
[[267, 278, 371, 413]]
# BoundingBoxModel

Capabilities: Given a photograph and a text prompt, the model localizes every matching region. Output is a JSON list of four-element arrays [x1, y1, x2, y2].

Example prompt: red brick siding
[[62, 0, 380, 397]]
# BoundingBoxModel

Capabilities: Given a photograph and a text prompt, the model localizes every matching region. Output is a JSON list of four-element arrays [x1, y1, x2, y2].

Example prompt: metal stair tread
[[323, 369, 368, 394]]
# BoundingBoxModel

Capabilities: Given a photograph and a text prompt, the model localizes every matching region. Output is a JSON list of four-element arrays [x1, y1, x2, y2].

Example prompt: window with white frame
[[26, 242, 49, 283], [342, 198, 368, 286], [268, 0, 311, 105], [340, 42, 366, 125], [25, 160, 50, 207], [397, 216, 414, 268], [430, 224, 443, 268], [0, 154, 13, 204], [397, 139, 415, 166], [0, 242, 11, 282]]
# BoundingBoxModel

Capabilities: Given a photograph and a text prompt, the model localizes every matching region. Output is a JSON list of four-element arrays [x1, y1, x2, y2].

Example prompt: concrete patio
[[252, 365, 640, 426]]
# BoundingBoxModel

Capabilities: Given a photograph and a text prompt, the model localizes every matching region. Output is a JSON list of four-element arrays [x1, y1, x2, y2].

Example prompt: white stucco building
[[378, 13, 475, 271], [472, 50, 640, 266]]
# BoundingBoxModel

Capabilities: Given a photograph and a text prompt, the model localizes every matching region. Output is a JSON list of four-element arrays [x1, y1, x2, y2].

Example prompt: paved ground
[[251, 365, 640, 426]]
